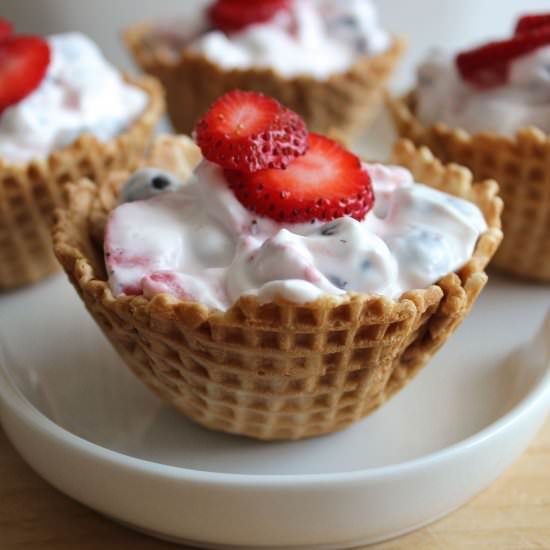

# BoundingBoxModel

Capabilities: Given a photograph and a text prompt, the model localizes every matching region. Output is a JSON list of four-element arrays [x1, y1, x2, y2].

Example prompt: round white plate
[[0, 272, 549, 549]]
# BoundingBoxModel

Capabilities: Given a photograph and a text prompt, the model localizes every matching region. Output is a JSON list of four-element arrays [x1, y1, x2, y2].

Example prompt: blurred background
[[3, 0, 550, 91]]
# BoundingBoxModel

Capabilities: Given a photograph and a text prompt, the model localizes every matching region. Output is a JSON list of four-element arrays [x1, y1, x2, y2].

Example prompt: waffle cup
[[124, 22, 405, 137], [388, 91, 550, 282], [52, 136, 502, 441], [0, 75, 164, 291]]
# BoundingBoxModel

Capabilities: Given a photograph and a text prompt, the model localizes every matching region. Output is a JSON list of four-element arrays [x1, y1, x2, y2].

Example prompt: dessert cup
[[124, 23, 405, 138], [389, 92, 550, 283], [0, 75, 164, 290], [52, 136, 502, 441]]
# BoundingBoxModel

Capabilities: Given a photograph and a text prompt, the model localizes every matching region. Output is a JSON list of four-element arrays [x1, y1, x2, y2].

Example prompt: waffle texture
[[388, 92, 550, 282], [0, 76, 164, 291], [124, 23, 405, 137], [52, 137, 502, 440]]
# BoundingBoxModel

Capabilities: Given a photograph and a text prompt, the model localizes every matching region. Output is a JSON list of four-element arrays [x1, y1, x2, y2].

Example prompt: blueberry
[[360, 258, 372, 272], [119, 168, 183, 203], [354, 37, 368, 55], [152, 175, 171, 190], [417, 229, 438, 243], [419, 74, 434, 87], [320, 221, 340, 236], [335, 15, 358, 28], [328, 275, 348, 289]]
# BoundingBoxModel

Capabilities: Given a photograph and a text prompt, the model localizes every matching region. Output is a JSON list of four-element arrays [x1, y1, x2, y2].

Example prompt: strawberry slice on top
[[514, 13, 550, 35], [0, 18, 13, 42], [195, 90, 308, 173], [225, 133, 374, 224], [456, 25, 550, 89], [208, 0, 291, 34], [0, 35, 51, 113]]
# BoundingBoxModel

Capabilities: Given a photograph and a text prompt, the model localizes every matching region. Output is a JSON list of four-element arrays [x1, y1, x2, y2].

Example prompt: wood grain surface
[[0, 418, 549, 550]]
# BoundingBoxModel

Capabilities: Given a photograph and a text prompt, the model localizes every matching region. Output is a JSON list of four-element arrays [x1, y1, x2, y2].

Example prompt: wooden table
[[1, 419, 549, 550]]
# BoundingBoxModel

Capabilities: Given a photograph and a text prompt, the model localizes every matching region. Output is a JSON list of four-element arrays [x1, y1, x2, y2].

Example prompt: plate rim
[[1, 347, 549, 486]]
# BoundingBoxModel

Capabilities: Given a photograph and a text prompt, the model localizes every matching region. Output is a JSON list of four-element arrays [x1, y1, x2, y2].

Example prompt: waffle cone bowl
[[124, 23, 405, 137], [52, 136, 502, 441], [0, 75, 164, 291], [388, 92, 550, 283]]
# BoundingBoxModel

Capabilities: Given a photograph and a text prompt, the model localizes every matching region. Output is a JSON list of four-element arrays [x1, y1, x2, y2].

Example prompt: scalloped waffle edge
[[52, 136, 502, 440], [0, 75, 164, 290], [388, 91, 550, 282], [124, 22, 405, 137]]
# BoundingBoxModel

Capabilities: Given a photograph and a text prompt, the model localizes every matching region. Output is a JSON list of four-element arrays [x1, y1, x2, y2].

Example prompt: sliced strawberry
[[208, 0, 291, 34], [0, 36, 51, 113], [456, 26, 550, 88], [0, 18, 13, 42], [195, 90, 308, 173], [225, 133, 374, 223], [515, 13, 550, 35]]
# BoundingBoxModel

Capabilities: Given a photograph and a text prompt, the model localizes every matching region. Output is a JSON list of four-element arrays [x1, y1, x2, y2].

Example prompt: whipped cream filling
[[0, 33, 148, 165], [186, 0, 390, 79], [105, 162, 487, 310], [416, 46, 550, 135]]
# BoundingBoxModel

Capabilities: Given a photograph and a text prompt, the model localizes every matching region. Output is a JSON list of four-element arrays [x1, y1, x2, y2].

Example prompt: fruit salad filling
[[157, 0, 390, 79], [0, 26, 148, 164], [106, 91, 486, 310], [416, 12, 550, 134]]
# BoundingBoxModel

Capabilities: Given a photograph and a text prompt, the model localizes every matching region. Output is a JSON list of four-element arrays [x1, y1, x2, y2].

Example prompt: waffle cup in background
[[0, 76, 164, 291], [52, 136, 502, 441], [124, 22, 405, 138], [388, 92, 550, 283]]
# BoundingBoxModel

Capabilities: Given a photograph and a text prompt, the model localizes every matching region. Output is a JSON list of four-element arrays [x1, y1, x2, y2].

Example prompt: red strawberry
[[0, 18, 13, 42], [515, 13, 550, 35], [195, 90, 308, 173], [225, 133, 374, 223], [208, 0, 291, 34], [456, 26, 550, 88], [0, 36, 51, 113]]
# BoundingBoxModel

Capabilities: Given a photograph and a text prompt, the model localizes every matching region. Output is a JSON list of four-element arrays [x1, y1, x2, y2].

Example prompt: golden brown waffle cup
[[124, 22, 405, 137], [0, 75, 164, 291], [52, 136, 502, 441], [388, 91, 550, 283]]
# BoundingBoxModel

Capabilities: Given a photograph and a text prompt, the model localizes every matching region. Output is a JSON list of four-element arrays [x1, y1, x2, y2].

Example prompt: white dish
[[0, 272, 549, 549]]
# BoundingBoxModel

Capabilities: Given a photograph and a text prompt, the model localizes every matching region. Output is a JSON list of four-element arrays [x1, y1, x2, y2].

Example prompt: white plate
[[0, 272, 549, 549]]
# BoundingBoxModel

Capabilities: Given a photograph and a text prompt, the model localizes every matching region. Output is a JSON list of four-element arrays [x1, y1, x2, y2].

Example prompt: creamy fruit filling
[[0, 25, 147, 165], [416, 12, 550, 135], [105, 91, 486, 310], [154, 0, 391, 79]]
